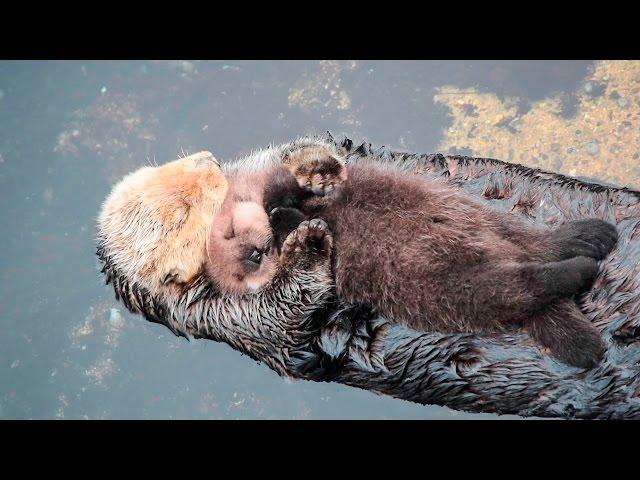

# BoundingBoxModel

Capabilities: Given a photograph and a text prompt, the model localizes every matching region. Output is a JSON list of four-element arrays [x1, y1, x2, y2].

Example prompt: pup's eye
[[247, 248, 263, 264]]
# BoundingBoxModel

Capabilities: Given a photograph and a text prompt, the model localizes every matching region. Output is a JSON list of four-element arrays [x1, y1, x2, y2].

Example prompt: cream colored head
[[97, 151, 228, 297]]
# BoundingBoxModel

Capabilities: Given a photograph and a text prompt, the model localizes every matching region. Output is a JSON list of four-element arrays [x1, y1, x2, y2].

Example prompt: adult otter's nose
[[185, 151, 220, 168]]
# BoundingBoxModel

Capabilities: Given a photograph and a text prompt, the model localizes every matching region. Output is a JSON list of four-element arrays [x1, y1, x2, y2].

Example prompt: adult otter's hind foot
[[550, 219, 618, 261]]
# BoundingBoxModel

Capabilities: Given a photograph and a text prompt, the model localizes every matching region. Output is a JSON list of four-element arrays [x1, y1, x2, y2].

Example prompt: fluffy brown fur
[[209, 149, 619, 369]]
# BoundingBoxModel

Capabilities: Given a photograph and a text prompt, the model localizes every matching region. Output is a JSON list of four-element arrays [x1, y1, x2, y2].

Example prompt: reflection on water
[[435, 61, 640, 188], [0, 60, 636, 419]]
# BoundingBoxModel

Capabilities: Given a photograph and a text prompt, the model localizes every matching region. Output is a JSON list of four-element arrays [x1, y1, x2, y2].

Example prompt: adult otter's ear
[[160, 267, 188, 285]]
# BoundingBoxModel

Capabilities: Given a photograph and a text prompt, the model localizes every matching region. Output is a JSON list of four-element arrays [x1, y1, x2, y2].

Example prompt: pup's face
[[98, 151, 228, 297], [207, 200, 279, 295]]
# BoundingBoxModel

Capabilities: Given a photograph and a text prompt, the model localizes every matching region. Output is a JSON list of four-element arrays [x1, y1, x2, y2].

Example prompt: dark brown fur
[[264, 159, 618, 369], [205, 148, 617, 368]]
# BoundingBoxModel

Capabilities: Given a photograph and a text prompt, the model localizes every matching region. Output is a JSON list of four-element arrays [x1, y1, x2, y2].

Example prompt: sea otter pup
[[206, 147, 618, 368]]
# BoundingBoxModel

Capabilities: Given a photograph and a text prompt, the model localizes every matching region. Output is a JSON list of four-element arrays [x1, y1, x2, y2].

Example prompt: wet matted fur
[[97, 134, 640, 419]]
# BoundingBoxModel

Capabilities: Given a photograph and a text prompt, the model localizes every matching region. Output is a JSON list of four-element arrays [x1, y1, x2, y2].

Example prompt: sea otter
[[206, 147, 618, 368], [97, 135, 640, 418], [97, 139, 345, 374], [97, 139, 343, 298]]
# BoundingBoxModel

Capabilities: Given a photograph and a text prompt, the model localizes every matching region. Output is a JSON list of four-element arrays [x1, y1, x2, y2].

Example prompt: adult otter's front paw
[[550, 218, 618, 261], [284, 145, 347, 196], [281, 219, 333, 268]]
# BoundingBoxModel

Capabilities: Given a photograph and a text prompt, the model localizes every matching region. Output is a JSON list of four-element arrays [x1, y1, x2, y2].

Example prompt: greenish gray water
[[1, 60, 635, 419]]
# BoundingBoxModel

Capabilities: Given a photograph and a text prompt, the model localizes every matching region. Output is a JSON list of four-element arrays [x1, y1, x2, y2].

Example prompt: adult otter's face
[[206, 200, 278, 295], [97, 151, 228, 298]]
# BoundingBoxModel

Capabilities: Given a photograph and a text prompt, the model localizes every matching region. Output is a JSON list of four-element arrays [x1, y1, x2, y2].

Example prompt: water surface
[[1, 60, 637, 419]]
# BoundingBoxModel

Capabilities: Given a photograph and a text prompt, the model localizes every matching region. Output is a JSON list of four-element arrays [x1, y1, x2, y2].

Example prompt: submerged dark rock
[[97, 135, 640, 419]]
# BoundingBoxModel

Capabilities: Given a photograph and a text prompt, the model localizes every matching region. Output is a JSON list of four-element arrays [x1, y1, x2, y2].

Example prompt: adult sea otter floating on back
[[96, 134, 640, 419]]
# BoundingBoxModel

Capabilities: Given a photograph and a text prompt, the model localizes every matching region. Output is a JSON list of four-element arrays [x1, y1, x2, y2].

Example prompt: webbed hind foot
[[549, 218, 618, 261], [527, 256, 599, 300], [527, 301, 605, 369]]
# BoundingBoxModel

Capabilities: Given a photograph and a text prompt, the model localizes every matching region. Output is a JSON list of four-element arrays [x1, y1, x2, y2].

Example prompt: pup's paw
[[285, 146, 347, 196], [564, 256, 600, 294], [530, 310, 605, 370], [534, 256, 599, 298], [281, 219, 333, 267], [554, 323, 605, 370], [550, 219, 618, 261]]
